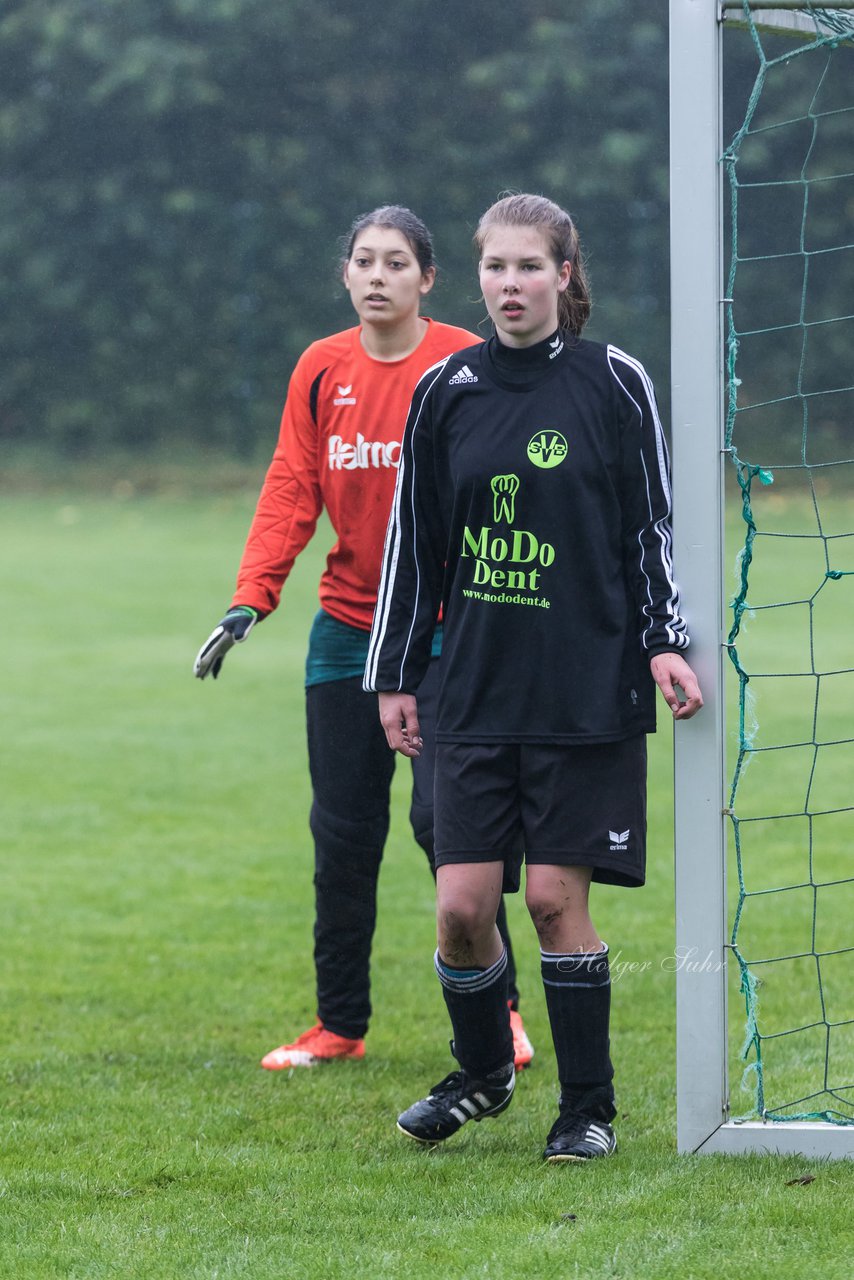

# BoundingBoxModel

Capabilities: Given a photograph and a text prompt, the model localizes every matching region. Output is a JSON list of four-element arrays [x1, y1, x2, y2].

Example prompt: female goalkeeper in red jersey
[[194, 206, 532, 1072]]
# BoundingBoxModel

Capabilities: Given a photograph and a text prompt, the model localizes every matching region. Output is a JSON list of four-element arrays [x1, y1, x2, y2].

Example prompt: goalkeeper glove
[[193, 606, 260, 680]]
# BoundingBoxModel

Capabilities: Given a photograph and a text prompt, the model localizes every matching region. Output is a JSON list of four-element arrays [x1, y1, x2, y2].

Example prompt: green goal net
[[722, 2, 854, 1124]]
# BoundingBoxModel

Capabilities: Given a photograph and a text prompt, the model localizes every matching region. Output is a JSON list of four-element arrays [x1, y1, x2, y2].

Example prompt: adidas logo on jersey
[[449, 365, 478, 385], [609, 829, 630, 851]]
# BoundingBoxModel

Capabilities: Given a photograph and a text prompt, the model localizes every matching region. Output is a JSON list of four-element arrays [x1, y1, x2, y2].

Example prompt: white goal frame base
[[698, 1121, 854, 1159]]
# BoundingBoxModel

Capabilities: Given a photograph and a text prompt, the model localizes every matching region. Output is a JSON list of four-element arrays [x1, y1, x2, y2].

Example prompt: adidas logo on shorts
[[449, 365, 478, 385]]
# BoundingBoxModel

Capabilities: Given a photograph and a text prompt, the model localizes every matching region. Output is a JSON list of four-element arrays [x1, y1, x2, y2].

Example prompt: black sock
[[435, 948, 513, 1079], [541, 945, 616, 1122]]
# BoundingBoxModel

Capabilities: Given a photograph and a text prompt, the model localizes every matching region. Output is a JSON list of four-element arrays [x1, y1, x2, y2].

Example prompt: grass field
[[1, 481, 852, 1279]]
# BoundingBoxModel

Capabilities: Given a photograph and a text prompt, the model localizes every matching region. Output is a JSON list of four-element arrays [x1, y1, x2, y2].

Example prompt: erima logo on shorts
[[609, 829, 630, 851], [334, 384, 357, 406], [328, 433, 401, 470], [449, 365, 478, 385]]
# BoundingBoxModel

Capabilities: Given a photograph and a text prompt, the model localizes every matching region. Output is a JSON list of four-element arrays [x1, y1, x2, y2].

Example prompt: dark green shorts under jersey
[[433, 737, 647, 891]]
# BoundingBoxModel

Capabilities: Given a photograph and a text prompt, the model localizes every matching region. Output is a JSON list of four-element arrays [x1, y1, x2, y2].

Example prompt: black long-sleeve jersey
[[364, 331, 690, 745]]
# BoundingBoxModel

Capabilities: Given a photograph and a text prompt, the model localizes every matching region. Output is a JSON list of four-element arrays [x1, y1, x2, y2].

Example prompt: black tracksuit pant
[[306, 660, 519, 1039]]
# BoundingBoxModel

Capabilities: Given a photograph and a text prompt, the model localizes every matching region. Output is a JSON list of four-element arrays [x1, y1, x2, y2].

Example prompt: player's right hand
[[378, 691, 423, 757], [193, 606, 259, 680]]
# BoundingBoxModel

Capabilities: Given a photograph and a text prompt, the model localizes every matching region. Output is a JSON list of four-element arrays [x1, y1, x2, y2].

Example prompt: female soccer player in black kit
[[365, 194, 703, 1162]]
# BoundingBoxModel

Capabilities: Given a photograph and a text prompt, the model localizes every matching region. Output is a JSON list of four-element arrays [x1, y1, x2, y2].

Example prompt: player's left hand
[[649, 652, 703, 720]]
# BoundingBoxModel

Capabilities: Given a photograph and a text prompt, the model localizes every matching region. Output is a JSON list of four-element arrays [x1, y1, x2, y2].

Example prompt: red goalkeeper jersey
[[231, 319, 478, 631]]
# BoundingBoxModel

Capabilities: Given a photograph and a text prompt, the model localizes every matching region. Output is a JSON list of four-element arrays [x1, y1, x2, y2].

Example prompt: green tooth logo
[[491, 474, 520, 523], [527, 430, 568, 469]]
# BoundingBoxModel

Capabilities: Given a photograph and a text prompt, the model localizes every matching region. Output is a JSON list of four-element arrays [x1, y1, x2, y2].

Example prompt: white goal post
[[668, 0, 854, 1158]]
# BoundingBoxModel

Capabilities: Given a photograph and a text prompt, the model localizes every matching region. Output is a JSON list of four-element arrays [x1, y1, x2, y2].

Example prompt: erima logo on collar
[[449, 365, 478, 385], [549, 335, 564, 360], [334, 384, 356, 406]]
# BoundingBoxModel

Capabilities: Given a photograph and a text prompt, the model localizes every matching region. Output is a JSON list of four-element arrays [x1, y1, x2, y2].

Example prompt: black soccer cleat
[[397, 1063, 515, 1145], [543, 1107, 617, 1163]]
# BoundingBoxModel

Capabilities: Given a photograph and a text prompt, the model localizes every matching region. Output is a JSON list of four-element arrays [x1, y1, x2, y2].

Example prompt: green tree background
[[0, 0, 672, 460], [1, 2, 847, 463]]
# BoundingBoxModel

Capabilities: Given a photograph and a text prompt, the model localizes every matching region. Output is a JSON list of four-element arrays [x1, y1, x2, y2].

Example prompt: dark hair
[[473, 193, 591, 336], [343, 205, 436, 276]]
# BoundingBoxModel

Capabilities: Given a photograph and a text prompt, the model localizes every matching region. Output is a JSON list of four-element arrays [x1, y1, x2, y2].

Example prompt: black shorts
[[433, 737, 647, 891]]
